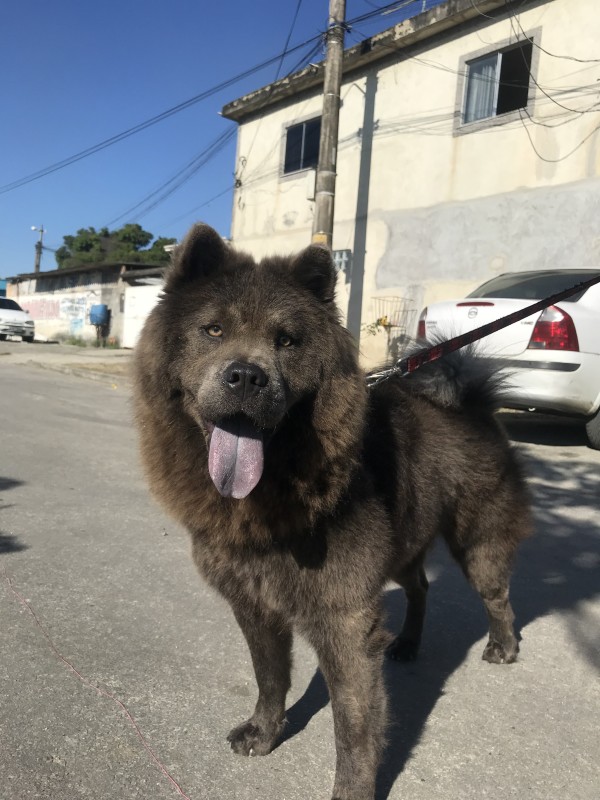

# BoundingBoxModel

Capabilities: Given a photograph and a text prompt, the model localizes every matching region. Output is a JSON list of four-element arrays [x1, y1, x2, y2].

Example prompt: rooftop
[[221, 0, 520, 122], [8, 261, 164, 282]]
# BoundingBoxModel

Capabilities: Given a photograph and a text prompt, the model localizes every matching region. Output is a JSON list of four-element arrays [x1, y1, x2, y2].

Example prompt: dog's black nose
[[223, 361, 269, 397]]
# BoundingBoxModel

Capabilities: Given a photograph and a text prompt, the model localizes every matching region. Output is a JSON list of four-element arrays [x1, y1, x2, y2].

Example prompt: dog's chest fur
[[190, 495, 393, 625]]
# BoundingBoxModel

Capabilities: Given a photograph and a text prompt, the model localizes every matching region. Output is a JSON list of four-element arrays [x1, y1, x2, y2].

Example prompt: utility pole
[[31, 225, 46, 274], [311, 0, 346, 249]]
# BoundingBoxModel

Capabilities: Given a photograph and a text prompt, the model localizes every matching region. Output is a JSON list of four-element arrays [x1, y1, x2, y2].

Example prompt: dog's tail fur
[[371, 345, 509, 413]]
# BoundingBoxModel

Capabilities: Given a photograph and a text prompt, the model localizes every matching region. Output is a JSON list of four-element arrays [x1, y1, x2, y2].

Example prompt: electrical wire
[[347, 0, 441, 27], [274, 0, 306, 82], [236, 2, 318, 186], [161, 185, 235, 230], [105, 129, 236, 226], [107, 36, 322, 227], [237, 73, 600, 196], [13, 0, 595, 219], [518, 109, 600, 163], [347, 22, 600, 101], [505, 13, 600, 116], [0, 35, 322, 197], [237, 0, 600, 189], [500, 0, 600, 64], [130, 134, 236, 222], [238, 40, 324, 186], [154, 0, 600, 213]]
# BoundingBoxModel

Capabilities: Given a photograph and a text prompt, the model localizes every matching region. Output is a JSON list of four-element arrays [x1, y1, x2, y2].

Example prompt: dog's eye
[[206, 324, 223, 338], [278, 334, 293, 347]]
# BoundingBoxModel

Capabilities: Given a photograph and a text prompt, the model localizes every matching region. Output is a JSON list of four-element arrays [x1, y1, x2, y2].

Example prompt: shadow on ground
[[0, 532, 27, 554], [276, 446, 600, 799], [497, 410, 589, 448], [0, 477, 27, 554]]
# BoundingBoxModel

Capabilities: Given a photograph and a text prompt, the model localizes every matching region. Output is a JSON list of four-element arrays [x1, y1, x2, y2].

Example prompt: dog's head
[[146, 223, 349, 499]]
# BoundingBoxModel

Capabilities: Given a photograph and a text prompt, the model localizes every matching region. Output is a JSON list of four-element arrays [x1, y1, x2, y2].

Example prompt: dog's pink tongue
[[208, 418, 264, 499]]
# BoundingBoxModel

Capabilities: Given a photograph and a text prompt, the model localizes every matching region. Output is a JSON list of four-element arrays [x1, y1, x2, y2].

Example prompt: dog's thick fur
[[133, 223, 531, 800]]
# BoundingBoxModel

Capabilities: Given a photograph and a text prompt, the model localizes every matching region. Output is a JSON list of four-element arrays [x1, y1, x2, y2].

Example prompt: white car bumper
[[497, 350, 600, 417]]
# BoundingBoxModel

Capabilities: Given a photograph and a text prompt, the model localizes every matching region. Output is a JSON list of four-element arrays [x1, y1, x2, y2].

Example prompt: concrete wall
[[8, 277, 125, 344], [228, 0, 600, 366]]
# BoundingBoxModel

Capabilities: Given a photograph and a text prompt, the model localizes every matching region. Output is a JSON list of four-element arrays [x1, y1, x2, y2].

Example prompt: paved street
[[1, 358, 599, 800]]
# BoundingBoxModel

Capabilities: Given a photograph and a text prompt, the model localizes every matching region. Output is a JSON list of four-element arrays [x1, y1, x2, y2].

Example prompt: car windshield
[[468, 270, 600, 302], [0, 298, 23, 311]]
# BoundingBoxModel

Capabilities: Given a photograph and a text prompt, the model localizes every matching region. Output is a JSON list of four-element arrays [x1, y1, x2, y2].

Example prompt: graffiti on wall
[[60, 296, 86, 319], [20, 297, 61, 320], [16, 295, 90, 322], [60, 297, 87, 335], [14, 293, 93, 336]]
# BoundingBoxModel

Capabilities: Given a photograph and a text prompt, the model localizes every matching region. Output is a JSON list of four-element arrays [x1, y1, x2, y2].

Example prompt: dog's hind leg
[[227, 603, 293, 756], [454, 542, 519, 664], [387, 557, 429, 662]]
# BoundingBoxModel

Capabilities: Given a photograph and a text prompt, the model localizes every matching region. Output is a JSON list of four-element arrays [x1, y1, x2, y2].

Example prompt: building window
[[283, 117, 321, 174], [463, 41, 533, 124]]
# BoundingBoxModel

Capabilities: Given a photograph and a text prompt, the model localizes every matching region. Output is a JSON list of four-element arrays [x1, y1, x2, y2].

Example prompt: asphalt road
[[1, 362, 599, 800]]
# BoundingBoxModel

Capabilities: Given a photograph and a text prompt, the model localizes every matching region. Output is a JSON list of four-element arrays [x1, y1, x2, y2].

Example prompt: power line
[[160, 186, 235, 230], [236, 3, 318, 185], [0, 35, 322, 197], [0, 3, 466, 203], [518, 110, 600, 163], [130, 133, 236, 223], [105, 129, 236, 227], [274, 0, 306, 82], [506, 13, 600, 117], [239, 39, 325, 185], [347, 22, 600, 100], [107, 36, 322, 227], [347, 14, 600, 142], [347, 0, 443, 27], [501, 0, 600, 64]]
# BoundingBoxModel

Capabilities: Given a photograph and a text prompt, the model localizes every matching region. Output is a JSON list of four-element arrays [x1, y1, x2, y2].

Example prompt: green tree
[[55, 224, 176, 269], [143, 237, 178, 264]]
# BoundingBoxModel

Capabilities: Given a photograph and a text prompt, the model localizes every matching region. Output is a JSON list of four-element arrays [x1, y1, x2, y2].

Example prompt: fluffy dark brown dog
[[133, 223, 531, 800]]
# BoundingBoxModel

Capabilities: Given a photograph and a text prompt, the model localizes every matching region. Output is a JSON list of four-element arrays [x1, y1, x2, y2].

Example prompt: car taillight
[[417, 308, 427, 339], [527, 305, 579, 351]]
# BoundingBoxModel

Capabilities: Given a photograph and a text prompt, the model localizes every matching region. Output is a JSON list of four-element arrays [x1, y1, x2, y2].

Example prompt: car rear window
[[0, 298, 23, 311], [468, 270, 600, 302]]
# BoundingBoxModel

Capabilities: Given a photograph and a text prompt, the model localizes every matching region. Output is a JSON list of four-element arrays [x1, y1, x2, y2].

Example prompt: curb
[[28, 360, 132, 387]]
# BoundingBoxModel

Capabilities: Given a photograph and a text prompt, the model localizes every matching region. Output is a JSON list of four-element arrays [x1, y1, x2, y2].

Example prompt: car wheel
[[585, 409, 600, 450], [0, 334, 6, 341], [23, 335, 34, 343]]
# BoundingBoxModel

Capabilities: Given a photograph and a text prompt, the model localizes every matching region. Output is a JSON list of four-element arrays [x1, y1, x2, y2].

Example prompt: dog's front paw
[[227, 719, 281, 756]]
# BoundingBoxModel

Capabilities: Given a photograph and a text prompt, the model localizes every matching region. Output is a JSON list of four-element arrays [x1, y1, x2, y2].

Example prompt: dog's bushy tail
[[385, 344, 509, 413]]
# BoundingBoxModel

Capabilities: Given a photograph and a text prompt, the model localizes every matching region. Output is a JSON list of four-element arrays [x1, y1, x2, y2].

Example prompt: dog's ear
[[165, 223, 227, 288], [290, 245, 336, 303]]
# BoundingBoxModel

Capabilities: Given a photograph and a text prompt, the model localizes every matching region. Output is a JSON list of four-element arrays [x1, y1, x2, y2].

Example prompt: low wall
[[9, 284, 125, 344]]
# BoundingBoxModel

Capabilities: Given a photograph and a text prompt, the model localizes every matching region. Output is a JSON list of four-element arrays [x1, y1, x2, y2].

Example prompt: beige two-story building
[[222, 0, 600, 364]]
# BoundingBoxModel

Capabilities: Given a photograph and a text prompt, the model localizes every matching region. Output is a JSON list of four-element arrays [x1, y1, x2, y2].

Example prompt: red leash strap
[[366, 272, 600, 388]]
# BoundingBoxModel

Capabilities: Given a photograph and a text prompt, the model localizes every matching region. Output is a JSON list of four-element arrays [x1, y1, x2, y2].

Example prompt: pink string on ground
[[1, 565, 193, 800]]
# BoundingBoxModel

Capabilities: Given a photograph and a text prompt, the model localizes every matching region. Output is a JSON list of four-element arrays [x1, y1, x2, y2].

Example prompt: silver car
[[0, 298, 35, 342], [418, 269, 600, 449]]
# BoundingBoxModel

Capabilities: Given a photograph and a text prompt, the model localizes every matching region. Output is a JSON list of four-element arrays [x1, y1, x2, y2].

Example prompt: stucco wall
[[228, 0, 600, 366], [8, 279, 125, 344]]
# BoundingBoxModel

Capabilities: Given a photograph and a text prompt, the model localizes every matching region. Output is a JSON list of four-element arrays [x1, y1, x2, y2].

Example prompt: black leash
[[366, 272, 600, 388]]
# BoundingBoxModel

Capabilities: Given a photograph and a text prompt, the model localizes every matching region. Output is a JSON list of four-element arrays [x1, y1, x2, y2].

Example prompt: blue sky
[[0, 0, 442, 275]]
